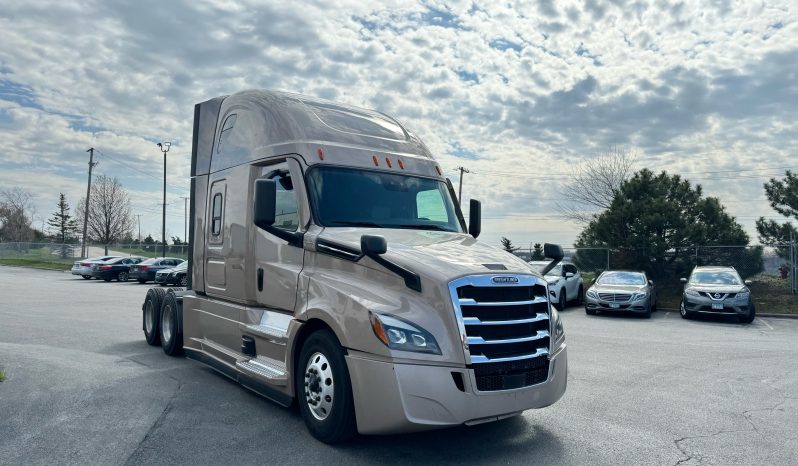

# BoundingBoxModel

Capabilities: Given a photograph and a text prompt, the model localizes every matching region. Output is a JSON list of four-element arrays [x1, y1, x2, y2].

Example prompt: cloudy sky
[[1, 0, 796, 249]]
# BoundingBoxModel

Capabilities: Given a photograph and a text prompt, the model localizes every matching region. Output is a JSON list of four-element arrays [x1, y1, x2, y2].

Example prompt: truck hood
[[318, 227, 540, 282]]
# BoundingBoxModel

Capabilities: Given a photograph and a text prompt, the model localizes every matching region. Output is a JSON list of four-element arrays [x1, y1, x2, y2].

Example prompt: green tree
[[531, 243, 544, 260], [47, 193, 79, 244], [575, 169, 761, 277], [500, 237, 517, 253], [143, 234, 155, 244], [756, 170, 798, 258]]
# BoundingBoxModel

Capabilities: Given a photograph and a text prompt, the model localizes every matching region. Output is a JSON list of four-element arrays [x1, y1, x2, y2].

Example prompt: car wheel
[[160, 291, 183, 356], [642, 300, 652, 318], [575, 285, 584, 305], [118, 271, 129, 282], [679, 300, 692, 320], [585, 307, 596, 315], [82, 275, 91, 279], [556, 292, 566, 311], [739, 302, 755, 324], [143, 288, 166, 346], [179, 275, 188, 287], [296, 330, 357, 444]]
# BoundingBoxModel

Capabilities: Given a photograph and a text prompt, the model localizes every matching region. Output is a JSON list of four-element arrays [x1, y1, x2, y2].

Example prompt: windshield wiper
[[388, 224, 456, 232], [328, 221, 385, 228]]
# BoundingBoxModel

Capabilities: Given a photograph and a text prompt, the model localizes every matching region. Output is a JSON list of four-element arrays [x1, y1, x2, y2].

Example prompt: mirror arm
[[363, 252, 422, 292]]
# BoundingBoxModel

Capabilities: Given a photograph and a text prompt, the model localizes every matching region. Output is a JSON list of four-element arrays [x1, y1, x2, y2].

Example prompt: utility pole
[[456, 166, 470, 206], [181, 196, 189, 245], [157, 142, 171, 257], [136, 214, 142, 243], [81, 148, 98, 258]]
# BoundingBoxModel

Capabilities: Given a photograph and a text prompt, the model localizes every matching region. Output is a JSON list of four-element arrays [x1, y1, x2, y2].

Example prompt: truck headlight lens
[[586, 289, 598, 299], [369, 312, 441, 355], [550, 307, 565, 347]]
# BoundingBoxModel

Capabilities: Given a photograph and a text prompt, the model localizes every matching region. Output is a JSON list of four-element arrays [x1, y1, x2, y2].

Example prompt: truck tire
[[739, 303, 755, 324], [143, 288, 166, 346], [296, 330, 357, 444], [160, 291, 184, 356]]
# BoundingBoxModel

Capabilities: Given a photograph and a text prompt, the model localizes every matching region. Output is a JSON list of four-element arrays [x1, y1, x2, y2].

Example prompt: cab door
[[253, 159, 306, 312]]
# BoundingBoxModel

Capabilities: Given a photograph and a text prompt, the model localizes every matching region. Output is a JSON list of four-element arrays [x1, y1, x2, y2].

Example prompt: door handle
[[257, 268, 263, 292]]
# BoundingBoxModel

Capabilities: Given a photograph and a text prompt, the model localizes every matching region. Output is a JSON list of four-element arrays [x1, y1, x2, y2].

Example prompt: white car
[[529, 260, 584, 310], [70, 256, 119, 279]]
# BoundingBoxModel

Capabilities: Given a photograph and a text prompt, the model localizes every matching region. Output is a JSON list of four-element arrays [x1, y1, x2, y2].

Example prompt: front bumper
[[683, 295, 751, 315], [346, 345, 567, 435], [155, 274, 174, 284], [585, 295, 649, 312]]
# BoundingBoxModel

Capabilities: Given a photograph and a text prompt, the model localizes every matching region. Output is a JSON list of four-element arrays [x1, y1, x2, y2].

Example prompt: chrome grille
[[449, 275, 550, 368], [598, 292, 632, 302]]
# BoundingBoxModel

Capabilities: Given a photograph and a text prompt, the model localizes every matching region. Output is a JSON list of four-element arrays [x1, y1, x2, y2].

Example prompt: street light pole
[[157, 142, 171, 257]]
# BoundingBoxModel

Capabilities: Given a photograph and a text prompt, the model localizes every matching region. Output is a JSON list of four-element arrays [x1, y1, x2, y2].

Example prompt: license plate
[[712, 303, 724, 310], [610, 303, 620, 309]]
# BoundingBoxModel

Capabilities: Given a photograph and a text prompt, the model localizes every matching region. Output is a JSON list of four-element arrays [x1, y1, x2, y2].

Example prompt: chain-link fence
[[0, 242, 190, 268]]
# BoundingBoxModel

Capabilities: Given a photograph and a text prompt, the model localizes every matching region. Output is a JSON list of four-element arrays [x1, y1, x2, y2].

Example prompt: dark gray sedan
[[584, 271, 657, 318]]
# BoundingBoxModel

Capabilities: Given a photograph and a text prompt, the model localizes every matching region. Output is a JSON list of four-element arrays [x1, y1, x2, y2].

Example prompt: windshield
[[689, 270, 742, 285], [307, 167, 463, 232], [597, 271, 646, 285]]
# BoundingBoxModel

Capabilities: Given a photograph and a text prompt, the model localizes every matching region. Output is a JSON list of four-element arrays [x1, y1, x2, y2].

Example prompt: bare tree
[[0, 187, 36, 242], [556, 147, 637, 224], [76, 175, 134, 254]]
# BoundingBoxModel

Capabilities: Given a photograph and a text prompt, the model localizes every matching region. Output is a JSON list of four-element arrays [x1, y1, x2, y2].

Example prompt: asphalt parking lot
[[1, 266, 796, 465]]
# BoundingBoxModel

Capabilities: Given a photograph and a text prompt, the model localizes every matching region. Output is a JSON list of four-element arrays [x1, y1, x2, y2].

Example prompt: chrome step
[[236, 357, 287, 385]]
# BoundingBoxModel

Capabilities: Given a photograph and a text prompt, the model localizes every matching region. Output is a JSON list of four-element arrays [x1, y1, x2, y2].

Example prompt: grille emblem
[[491, 276, 519, 284], [713, 293, 721, 299]]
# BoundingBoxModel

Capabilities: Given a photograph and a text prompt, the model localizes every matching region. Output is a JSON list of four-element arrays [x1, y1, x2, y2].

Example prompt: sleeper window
[[217, 114, 237, 154], [211, 193, 223, 235]]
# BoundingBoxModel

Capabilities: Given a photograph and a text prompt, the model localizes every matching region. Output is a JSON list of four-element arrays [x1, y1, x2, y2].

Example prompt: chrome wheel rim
[[119, 272, 128, 281], [161, 304, 173, 343], [304, 352, 334, 421], [180, 276, 187, 287], [145, 300, 154, 335]]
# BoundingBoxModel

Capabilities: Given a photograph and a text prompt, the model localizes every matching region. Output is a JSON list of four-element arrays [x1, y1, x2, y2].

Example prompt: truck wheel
[[160, 291, 183, 356], [739, 303, 755, 324], [143, 288, 166, 346], [296, 330, 356, 444]]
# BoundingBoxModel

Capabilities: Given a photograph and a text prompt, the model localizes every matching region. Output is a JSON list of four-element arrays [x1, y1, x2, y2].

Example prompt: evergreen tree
[[47, 193, 78, 243], [500, 237, 516, 253]]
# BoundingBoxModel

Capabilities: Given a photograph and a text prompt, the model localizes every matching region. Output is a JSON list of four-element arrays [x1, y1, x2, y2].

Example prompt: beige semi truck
[[141, 90, 567, 443]]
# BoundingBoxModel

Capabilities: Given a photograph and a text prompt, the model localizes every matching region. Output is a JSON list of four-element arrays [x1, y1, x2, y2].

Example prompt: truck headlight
[[369, 312, 441, 355], [550, 307, 565, 349], [586, 289, 598, 299]]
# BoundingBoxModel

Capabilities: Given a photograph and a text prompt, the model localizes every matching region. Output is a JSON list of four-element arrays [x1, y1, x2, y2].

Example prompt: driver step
[[236, 357, 287, 385]]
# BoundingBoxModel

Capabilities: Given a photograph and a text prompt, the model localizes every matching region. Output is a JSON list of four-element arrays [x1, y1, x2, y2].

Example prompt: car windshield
[[307, 167, 463, 232], [176, 261, 187, 270], [689, 270, 742, 285], [597, 272, 646, 285]]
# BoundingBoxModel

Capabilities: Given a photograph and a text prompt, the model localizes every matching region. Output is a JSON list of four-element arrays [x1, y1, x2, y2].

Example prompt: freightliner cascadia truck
[[141, 90, 567, 443]]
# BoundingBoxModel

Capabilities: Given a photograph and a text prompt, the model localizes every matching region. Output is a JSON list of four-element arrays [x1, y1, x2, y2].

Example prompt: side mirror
[[543, 243, 564, 261], [648, 280, 654, 286], [744, 279, 753, 286], [680, 278, 687, 283], [565, 272, 574, 278], [254, 179, 276, 230], [468, 199, 481, 239], [591, 277, 596, 284], [361, 235, 387, 256]]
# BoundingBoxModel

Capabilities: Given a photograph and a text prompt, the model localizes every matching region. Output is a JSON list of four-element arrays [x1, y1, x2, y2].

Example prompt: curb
[[658, 308, 798, 319]]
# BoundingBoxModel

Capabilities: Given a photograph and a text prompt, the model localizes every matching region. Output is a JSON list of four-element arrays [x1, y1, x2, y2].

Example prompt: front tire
[[556, 291, 566, 311], [296, 330, 357, 444], [739, 303, 756, 324], [679, 300, 693, 320], [642, 300, 652, 318], [143, 288, 166, 346], [118, 271, 129, 282]]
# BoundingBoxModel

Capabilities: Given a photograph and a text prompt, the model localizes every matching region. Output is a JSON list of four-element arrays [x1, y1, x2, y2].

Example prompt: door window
[[267, 168, 299, 232]]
